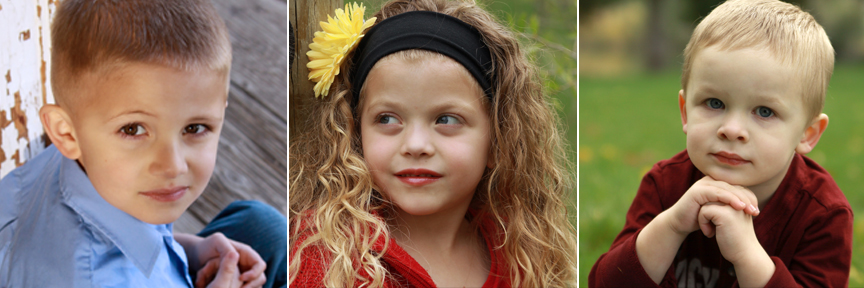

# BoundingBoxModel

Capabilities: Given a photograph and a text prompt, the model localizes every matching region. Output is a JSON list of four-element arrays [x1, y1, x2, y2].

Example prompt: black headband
[[351, 11, 494, 109]]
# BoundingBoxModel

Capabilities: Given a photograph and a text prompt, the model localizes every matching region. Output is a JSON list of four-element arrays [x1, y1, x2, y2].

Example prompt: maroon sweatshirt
[[291, 212, 511, 288], [590, 150, 853, 288]]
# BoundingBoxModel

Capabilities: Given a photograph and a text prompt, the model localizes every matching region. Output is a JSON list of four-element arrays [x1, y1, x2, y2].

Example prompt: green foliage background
[[581, 67, 864, 287]]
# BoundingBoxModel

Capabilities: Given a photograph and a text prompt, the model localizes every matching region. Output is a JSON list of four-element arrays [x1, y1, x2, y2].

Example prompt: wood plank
[[175, 0, 287, 234], [289, 0, 342, 136]]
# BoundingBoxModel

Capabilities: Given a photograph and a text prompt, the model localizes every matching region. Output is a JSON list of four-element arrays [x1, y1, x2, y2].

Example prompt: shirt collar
[[57, 155, 166, 277]]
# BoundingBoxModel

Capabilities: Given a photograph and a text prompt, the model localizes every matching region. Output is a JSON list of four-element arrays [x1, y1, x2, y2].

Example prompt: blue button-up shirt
[[0, 146, 193, 287]]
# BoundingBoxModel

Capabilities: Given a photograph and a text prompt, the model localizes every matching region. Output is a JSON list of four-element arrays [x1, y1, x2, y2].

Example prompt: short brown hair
[[50, 0, 231, 108], [681, 0, 834, 120]]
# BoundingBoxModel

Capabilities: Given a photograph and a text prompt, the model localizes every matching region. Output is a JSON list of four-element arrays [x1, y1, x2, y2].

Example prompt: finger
[[698, 206, 716, 238], [240, 274, 267, 288], [196, 258, 220, 288], [734, 185, 760, 216], [705, 177, 760, 211], [233, 242, 264, 269], [698, 179, 758, 215], [695, 184, 748, 211], [231, 241, 266, 281], [209, 251, 240, 288], [239, 261, 266, 282], [209, 233, 238, 258]]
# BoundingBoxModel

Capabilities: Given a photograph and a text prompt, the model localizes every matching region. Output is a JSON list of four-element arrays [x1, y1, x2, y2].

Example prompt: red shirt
[[291, 212, 511, 288], [590, 150, 853, 288]]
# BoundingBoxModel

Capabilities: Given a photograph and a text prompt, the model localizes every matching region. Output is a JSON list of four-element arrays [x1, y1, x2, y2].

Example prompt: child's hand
[[666, 176, 759, 237], [698, 202, 775, 287], [200, 251, 242, 288], [190, 233, 267, 288]]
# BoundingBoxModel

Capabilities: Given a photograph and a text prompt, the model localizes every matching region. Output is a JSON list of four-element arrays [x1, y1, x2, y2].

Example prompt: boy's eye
[[756, 107, 774, 118], [435, 115, 461, 125], [184, 124, 208, 134], [120, 124, 146, 136], [377, 115, 400, 124], [706, 98, 724, 109]]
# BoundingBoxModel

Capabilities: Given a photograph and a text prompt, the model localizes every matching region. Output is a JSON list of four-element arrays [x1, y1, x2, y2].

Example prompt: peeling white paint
[[0, 0, 56, 178]]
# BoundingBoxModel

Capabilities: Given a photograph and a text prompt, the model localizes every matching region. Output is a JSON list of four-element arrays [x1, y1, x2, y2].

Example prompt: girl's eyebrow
[[186, 115, 224, 123]]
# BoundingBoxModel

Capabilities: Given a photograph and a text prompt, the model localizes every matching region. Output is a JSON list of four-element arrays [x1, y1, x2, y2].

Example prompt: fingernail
[[749, 205, 757, 212]]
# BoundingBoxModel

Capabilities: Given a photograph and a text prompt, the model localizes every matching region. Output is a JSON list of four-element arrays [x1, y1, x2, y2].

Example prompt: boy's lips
[[140, 186, 188, 202], [711, 151, 750, 166], [394, 168, 442, 186]]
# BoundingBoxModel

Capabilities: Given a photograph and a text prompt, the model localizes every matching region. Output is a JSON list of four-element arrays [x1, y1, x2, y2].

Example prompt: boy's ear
[[678, 90, 688, 134], [40, 105, 82, 159], [795, 113, 829, 154]]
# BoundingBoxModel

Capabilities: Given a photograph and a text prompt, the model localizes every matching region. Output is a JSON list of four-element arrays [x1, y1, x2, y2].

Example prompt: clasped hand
[[669, 176, 762, 265], [179, 232, 267, 288]]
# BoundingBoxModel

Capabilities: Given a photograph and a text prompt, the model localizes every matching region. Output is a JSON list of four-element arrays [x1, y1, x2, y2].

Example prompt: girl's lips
[[140, 186, 188, 202], [712, 152, 750, 166], [394, 168, 442, 186]]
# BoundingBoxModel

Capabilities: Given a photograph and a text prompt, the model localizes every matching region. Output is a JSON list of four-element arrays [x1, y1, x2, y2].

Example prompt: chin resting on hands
[[666, 175, 760, 236]]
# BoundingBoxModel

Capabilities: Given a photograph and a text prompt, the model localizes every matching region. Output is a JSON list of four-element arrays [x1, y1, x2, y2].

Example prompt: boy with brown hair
[[0, 0, 286, 287], [590, 0, 853, 287]]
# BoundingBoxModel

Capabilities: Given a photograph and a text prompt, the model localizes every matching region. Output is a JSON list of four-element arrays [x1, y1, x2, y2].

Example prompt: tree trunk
[[289, 0, 342, 138], [646, 0, 666, 72]]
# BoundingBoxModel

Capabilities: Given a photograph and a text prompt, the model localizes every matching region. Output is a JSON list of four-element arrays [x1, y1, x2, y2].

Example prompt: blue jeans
[[198, 201, 287, 288]]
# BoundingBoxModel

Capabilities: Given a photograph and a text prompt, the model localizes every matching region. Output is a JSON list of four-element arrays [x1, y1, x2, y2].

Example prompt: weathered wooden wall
[[0, 0, 287, 234], [0, 0, 56, 178], [178, 0, 288, 233]]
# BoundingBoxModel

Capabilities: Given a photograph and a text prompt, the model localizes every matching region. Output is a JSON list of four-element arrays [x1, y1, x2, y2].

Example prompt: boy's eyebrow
[[749, 94, 788, 108], [692, 85, 727, 98], [109, 110, 155, 121]]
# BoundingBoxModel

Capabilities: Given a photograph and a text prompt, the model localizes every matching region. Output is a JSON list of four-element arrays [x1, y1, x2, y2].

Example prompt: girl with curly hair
[[290, 0, 576, 287]]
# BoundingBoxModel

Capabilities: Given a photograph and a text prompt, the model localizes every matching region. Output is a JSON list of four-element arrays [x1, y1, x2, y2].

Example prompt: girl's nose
[[717, 115, 749, 142], [149, 141, 189, 178], [401, 124, 435, 157]]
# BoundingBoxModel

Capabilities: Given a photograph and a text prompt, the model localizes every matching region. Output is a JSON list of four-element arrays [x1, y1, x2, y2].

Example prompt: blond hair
[[681, 0, 834, 120], [51, 0, 232, 109], [289, 0, 577, 287]]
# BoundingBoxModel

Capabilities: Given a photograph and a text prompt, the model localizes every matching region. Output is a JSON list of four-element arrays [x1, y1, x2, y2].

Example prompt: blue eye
[[756, 107, 774, 118], [435, 115, 461, 125], [707, 98, 724, 109], [377, 115, 399, 124]]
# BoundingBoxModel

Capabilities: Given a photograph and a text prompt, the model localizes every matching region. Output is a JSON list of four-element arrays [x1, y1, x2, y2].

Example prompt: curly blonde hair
[[289, 0, 576, 287]]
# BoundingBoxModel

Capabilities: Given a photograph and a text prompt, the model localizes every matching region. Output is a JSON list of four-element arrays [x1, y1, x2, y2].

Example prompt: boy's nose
[[401, 124, 435, 157], [717, 116, 749, 142], [149, 141, 189, 178]]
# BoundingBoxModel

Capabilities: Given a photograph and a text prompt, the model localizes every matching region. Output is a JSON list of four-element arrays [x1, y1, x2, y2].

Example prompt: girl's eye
[[120, 124, 146, 136], [756, 107, 774, 118], [184, 124, 209, 134], [706, 98, 724, 109], [377, 115, 400, 124], [435, 115, 461, 125]]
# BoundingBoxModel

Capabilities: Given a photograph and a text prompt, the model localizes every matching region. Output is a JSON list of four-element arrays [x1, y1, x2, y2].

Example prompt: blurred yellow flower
[[306, 2, 376, 98]]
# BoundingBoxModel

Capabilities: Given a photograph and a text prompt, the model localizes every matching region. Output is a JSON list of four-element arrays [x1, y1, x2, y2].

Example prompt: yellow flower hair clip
[[306, 2, 377, 98]]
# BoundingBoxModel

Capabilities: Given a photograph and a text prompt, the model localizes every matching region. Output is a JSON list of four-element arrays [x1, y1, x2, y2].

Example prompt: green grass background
[[580, 66, 864, 287]]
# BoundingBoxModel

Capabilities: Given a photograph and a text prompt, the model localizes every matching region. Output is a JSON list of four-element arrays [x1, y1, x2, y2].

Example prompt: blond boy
[[590, 1, 853, 287], [0, 0, 286, 287]]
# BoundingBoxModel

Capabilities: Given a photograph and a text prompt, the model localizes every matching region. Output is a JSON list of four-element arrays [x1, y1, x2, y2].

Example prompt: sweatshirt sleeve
[[761, 206, 853, 288], [589, 165, 679, 287]]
